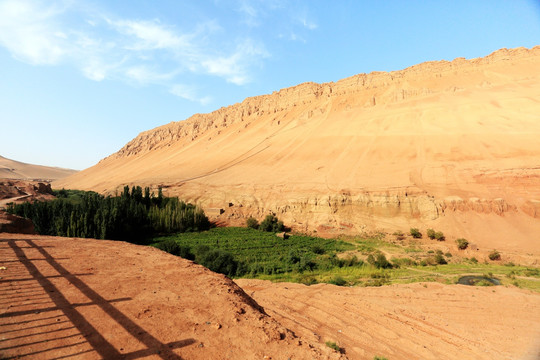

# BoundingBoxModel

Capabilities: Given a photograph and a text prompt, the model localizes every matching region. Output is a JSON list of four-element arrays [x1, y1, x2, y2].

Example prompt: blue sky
[[1, 0, 539, 170]]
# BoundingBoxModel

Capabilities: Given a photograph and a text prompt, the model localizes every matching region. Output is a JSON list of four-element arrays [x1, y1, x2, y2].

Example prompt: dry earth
[[0, 233, 343, 360], [1, 233, 538, 359], [0, 156, 77, 181], [55, 46, 540, 256]]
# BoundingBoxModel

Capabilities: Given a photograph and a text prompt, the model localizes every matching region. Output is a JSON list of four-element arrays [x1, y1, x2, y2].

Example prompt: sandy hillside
[[1, 233, 538, 360], [0, 156, 77, 181], [236, 279, 540, 360], [0, 233, 344, 360], [55, 46, 540, 255]]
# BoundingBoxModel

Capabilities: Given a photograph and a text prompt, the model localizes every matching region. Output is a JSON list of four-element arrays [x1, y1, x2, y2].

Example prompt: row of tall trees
[[7, 186, 210, 242]]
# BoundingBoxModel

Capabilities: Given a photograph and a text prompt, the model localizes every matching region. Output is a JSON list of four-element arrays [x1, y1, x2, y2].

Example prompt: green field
[[151, 227, 540, 291]]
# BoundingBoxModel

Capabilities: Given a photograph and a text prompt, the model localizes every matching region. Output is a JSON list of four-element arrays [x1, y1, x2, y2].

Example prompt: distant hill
[[0, 155, 77, 181], [56, 46, 540, 254]]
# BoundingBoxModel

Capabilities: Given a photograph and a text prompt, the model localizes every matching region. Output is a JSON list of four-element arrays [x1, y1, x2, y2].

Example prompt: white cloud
[[111, 19, 191, 51], [201, 39, 268, 85], [0, 0, 271, 98], [170, 84, 211, 105], [125, 66, 176, 83], [0, 0, 67, 65], [301, 18, 317, 30]]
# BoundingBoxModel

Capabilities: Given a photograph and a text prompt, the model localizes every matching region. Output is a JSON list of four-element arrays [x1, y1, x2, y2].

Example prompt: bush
[[194, 245, 244, 276], [410, 228, 422, 238], [427, 228, 444, 241], [328, 275, 347, 286], [456, 238, 469, 250], [488, 250, 501, 261], [155, 239, 194, 260], [246, 217, 259, 229], [259, 215, 284, 232], [434, 253, 447, 265], [325, 341, 342, 353], [393, 231, 405, 240], [434, 231, 445, 241]]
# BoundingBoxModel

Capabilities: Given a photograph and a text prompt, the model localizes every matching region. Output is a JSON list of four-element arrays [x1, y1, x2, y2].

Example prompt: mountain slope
[[55, 46, 540, 253], [0, 155, 77, 180]]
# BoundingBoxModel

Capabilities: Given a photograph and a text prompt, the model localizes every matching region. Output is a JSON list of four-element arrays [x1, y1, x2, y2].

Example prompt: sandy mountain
[[0, 155, 77, 181], [55, 46, 540, 255]]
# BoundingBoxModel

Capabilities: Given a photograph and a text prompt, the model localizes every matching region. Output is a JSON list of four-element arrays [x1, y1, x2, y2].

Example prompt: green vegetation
[[325, 341, 342, 353], [258, 214, 285, 232], [11, 189, 539, 292], [7, 186, 209, 242], [152, 227, 355, 277], [246, 217, 259, 229], [409, 228, 422, 238], [456, 238, 469, 250], [427, 228, 445, 241], [373, 356, 388, 360], [489, 249, 501, 261]]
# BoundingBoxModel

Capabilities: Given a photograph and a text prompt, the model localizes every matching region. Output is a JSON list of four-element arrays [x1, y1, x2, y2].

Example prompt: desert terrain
[[0, 156, 77, 181], [54, 46, 540, 257], [1, 233, 539, 360]]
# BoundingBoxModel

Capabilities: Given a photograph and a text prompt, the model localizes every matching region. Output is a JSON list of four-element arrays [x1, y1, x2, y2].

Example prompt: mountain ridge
[[55, 46, 540, 254]]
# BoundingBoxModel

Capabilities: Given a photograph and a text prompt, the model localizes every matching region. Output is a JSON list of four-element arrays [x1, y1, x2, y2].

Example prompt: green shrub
[[470, 257, 478, 264], [325, 341, 342, 353], [246, 217, 259, 229], [367, 253, 392, 269], [434, 231, 445, 241], [311, 244, 326, 254], [410, 228, 422, 238], [259, 215, 284, 232], [328, 275, 347, 286], [427, 228, 444, 240], [194, 245, 244, 276], [488, 250, 501, 261], [434, 253, 447, 265], [456, 238, 469, 250], [393, 231, 405, 240], [373, 356, 388, 360], [155, 239, 194, 260]]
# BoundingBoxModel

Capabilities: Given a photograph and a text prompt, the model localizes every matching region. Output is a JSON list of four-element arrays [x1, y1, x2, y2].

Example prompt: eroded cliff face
[[111, 46, 540, 159], [56, 46, 540, 245]]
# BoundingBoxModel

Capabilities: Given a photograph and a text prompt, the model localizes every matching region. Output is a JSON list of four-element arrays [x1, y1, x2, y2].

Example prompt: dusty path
[[0, 234, 341, 360], [236, 279, 540, 360]]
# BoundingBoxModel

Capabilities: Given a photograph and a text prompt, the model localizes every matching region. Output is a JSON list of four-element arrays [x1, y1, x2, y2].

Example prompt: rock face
[[56, 46, 540, 252]]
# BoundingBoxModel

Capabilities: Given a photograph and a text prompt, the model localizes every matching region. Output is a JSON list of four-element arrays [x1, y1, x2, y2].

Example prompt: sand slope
[[55, 46, 540, 254], [236, 279, 540, 360], [0, 156, 77, 181], [0, 233, 343, 359]]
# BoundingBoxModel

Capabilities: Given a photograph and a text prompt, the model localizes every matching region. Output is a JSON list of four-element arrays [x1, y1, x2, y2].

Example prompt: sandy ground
[[1, 233, 539, 359], [0, 157, 76, 181], [235, 279, 540, 360], [0, 233, 343, 360], [54, 46, 540, 254]]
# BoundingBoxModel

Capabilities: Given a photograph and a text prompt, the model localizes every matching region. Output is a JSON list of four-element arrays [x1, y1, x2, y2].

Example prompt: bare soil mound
[[55, 46, 540, 255], [236, 279, 540, 360], [0, 233, 343, 360]]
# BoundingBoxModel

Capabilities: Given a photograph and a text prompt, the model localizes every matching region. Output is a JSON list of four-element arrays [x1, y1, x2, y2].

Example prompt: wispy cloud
[[170, 84, 211, 105], [0, 0, 272, 104], [0, 0, 68, 65]]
